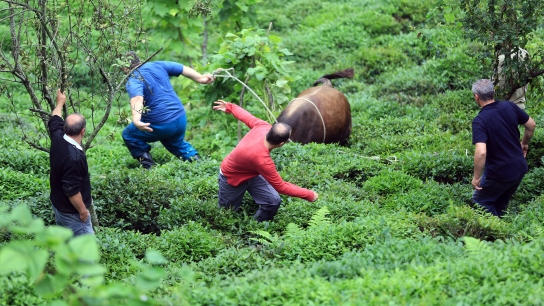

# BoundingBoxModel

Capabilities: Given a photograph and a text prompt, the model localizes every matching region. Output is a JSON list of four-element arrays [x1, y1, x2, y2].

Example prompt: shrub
[[362, 169, 423, 199], [383, 181, 467, 216], [510, 167, 544, 209], [0, 168, 48, 201], [0, 141, 50, 175], [507, 195, 544, 241], [152, 222, 226, 264], [398, 150, 473, 184], [416, 205, 511, 241], [92, 168, 185, 233], [95, 227, 143, 281]]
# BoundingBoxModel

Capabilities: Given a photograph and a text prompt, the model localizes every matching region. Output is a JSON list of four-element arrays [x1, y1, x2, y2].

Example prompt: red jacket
[[220, 103, 315, 201]]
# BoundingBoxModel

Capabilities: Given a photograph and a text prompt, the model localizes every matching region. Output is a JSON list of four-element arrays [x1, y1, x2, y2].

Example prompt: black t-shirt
[[48, 116, 92, 213], [472, 101, 530, 181]]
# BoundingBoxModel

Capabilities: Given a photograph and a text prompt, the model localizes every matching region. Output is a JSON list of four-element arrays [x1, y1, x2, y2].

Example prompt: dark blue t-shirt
[[472, 101, 530, 181], [126, 61, 185, 124]]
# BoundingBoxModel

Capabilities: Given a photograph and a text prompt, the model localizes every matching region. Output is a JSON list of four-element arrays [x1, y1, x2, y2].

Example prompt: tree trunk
[[202, 16, 208, 65], [89, 203, 100, 232]]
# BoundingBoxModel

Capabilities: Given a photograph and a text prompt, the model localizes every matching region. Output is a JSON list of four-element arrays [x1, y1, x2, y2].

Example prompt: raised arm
[[182, 66, 214, 84], [52, 89, 66, 118], [213, 100, 269, 129]]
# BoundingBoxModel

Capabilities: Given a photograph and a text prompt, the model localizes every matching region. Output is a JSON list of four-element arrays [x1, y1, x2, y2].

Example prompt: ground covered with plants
[[1, 0, 544, 305]]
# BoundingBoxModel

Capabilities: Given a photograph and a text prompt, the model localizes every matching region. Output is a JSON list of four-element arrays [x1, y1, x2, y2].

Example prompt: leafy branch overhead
[[0, 0, 150, 152], [205, 28, 299, 114], [426, 0, 544, 100]]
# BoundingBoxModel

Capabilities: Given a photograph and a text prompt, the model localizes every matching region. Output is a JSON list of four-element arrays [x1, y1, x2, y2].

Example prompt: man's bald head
[[266, 122, 292, 145], [64, 113, 86, 136]]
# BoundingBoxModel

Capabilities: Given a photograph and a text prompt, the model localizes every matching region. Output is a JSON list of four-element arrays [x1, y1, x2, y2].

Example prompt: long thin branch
[[0, 8, 32, 23], [113, 47, 163, 93], [29, 108, 51, 117], [23, 136, 49, 153]]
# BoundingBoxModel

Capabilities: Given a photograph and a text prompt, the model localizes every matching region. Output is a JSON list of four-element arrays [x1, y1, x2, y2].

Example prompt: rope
[[337, 150, 399, 163], [287, 97, 327, 143], [212, 68, 278, 123]]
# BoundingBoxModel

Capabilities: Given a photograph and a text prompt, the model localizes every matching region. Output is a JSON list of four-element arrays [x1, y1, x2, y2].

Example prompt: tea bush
[[510, 167, 544, 208], [0, 168, 48, 201], [416, 205, 512, 240], [383, 180, 465, 215], [92, 168, 185, 233], [398, 149, 472, 183], [507, 195, 544, 241], [152, 222, 227, 264], [0, 141, 49, 175]]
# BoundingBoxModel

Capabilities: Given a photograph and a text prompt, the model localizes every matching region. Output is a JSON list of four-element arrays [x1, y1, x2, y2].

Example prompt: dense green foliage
[[1, 0, 544, 304]]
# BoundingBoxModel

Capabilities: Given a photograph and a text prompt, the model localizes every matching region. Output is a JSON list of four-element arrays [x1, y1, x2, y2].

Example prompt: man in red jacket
[[213, 100, 319, 222]]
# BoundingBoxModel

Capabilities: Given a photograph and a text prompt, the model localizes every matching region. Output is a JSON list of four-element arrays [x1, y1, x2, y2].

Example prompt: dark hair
[[125, 51, 141, 70], [64, 113, 86, 136], [472, 79, 495, 101], [266, 122, 292, 145]]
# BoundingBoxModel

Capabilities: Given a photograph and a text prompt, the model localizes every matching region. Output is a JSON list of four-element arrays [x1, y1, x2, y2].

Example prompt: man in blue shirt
[[122, 52, 214, 168], [471, 79, 536, 217]]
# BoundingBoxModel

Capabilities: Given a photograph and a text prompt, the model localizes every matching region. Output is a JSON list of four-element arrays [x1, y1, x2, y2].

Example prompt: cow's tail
[[313, 68, 354, 87]]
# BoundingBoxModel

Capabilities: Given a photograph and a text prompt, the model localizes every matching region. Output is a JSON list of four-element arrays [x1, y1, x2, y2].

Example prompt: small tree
[[0, 0, 153, 229], [0, 0, 150, 152], [429, 0, 544, 100]]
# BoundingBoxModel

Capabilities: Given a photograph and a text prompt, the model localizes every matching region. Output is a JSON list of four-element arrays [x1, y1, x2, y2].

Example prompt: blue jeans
[[218, 173, 282, 222], [53, 206, 94, 236], [472, 173, 525, 217], [122, 114, 198, 160]]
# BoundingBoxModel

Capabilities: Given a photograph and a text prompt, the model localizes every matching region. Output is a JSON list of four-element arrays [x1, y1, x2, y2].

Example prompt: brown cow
[[277, 68, 353, 145]]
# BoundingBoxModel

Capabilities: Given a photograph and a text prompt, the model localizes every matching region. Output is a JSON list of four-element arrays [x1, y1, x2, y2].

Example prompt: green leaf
[[34, 274, 69, 296], [68, 235, 100, 262], [27, 249, 48, 282], [38, 226, 73, 247], [79, 275, 105, 287], [74, 262, 107, 276], [136, 267, 165, 291], [145, 249, 168, 265], [225, 33, 239, 39], [278, 48, 293, 56], [11, 205, 33, 225], [168, 8, 179, 16], [268, 35, 282, 44], [444, 13, 456, 23], [54, 244, 74, 275], [275, 77, 289, 87], [0, 241, 32, 273]]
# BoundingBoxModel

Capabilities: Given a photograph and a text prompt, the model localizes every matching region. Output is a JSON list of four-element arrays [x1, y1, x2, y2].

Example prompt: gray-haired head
[[64, 113, 86, 136], [266, 122, 292, 145], [472, 79, 495, 101], [125, 51, 141, 70]]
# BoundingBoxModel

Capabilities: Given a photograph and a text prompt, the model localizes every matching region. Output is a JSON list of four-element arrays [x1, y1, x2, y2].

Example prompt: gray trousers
[[218, 173, 281, 222], [53, 205, 94, 236]]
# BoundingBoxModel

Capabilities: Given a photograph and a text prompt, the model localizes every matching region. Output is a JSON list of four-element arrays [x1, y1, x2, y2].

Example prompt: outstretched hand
[[198, 73, 215, 84], [213, 100, 229, 112]]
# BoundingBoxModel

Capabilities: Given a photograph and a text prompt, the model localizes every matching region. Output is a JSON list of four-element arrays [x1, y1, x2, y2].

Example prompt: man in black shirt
[[48, 89, 94, 236], [471, 79, 536, 217]]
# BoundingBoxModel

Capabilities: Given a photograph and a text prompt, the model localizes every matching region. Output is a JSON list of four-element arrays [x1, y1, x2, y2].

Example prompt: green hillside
[[1, 0, 544, 304]]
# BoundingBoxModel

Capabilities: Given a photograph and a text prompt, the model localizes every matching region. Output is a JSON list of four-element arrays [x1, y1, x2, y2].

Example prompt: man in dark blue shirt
[[49, 89, 94, 236], [122, 52, 214, 169], [471, 79, 536, 217]]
